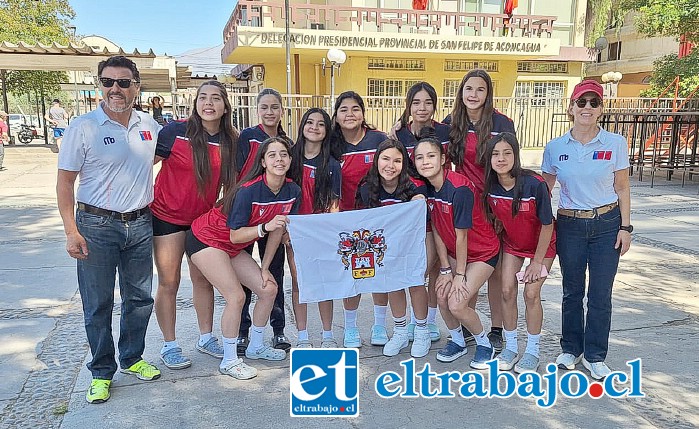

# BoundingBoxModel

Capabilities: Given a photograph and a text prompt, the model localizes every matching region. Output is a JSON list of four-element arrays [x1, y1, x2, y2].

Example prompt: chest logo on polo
[[558, 154, 569, 161], [103, 136, 116, 145], [139, 130, 153, 141], [593, 151, 612, 160]]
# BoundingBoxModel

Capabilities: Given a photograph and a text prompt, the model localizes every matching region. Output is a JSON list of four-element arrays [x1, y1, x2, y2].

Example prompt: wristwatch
[[620, 225, 634, 233]]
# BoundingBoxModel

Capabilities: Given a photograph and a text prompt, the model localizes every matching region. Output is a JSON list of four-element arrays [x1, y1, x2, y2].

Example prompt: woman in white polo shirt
[[541, 80, 632, 381]]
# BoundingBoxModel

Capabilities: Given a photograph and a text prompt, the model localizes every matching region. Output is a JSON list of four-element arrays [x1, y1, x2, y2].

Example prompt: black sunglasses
[[99, 77, 139, 89], [574, 97, 602, 108]]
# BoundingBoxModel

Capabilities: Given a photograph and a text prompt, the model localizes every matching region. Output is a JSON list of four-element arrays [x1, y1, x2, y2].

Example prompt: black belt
[[77, 202, 149, 222]]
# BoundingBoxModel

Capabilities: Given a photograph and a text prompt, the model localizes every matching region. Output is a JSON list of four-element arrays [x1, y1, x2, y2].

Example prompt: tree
[[621, 0, 699, 97], [640, 51, 699, 98], [622, 0, 699, 44], [0, 0, 75, 115]]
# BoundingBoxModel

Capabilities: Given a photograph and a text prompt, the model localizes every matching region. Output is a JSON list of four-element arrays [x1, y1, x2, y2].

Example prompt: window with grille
[[517, 62, 568, 74], [368, 58, 425, 71], [515, 81, 565, 107], [367, 79, 422, 107], [444, 60, 498, 72]]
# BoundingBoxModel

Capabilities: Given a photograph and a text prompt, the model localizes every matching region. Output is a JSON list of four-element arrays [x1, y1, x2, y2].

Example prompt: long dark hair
[[257, 88, 286, 138], [482, 132, 539, 220], [186, 80, 239, 197], [356, 139, 415, 208], [399, 81, 438, 133], [448, 69, 495, 168], [289, 108, 337, 213], [330, 91, 375, 160], [220, 136, 293, 215]]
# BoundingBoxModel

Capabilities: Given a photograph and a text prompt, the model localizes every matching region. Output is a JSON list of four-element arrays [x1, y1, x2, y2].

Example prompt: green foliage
[[0, 0, 75, 44], [586, 0, 613, 46], [0, 0, 75, 111], [639, 52, 699, 98], [622, 0, 699, 43]]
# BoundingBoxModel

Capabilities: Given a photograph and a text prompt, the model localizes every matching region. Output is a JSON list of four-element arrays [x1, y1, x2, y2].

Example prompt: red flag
[[412, 0, 428, 10], [679, 34, 694, 58], [504, 0, 518, 15]]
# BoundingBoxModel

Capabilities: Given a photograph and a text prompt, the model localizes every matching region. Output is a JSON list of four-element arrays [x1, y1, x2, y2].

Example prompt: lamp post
[[68, 26, 80, 116], [323, 48, 346, 107], [602, 71, 623, 98]]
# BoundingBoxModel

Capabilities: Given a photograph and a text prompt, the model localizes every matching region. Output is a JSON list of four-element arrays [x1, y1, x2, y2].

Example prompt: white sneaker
[[555, 352, 582, 370], [410, 328, 431, 358], [219, 358, 258, 380], [582, 358, 612, 380], [383, 331, 410, 357]]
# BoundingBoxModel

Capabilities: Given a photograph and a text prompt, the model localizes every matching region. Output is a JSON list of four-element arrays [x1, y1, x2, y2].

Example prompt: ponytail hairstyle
[[448, 69, 495, 169], [330, 91, 375, 160], [257, 88, 286, 138], [290, 108, 337, 212], [482, 132, 539, 221], [399, 81, 438, 134], [186, 80, 239, 197], [356, 138, 415, 208], [220, 136, 293, 215]]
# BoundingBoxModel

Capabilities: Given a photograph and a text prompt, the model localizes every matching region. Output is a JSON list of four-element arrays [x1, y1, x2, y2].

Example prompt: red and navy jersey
[[396, 121, 451, 173], [151, 121, 221, 226], [456, 111, 515, 193], [487, 174, 556, 259], [191, 175, 300, 257], [339, 129, 387, 211], [236, 125, 270, 181], [427, 170, 499, 262], [356, 180, 418, 208], [299, 154, 342, 215]]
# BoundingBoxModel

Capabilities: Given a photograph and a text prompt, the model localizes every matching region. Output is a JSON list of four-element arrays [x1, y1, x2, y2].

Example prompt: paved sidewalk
[[1, 145, 698, 429]]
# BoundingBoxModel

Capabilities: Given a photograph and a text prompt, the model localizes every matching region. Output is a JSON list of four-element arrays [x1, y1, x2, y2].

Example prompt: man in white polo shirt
[[57, 56, 163, 404]]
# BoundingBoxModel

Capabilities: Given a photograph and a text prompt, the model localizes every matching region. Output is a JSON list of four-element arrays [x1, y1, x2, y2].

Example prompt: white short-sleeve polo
[[542, 127, 630, 210]]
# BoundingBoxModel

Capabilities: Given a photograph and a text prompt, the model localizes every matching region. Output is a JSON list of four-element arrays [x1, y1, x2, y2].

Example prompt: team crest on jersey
[[337, 229, 387, 279], [259, 207, 266, 216], [309, 169, 315, 179]]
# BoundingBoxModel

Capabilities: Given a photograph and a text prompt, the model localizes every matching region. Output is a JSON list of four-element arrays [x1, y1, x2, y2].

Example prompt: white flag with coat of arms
[[287, 200, 427, 303]]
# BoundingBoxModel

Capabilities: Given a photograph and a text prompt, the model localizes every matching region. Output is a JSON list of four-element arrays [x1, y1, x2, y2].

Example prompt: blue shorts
[[53, 128, 65, 138]]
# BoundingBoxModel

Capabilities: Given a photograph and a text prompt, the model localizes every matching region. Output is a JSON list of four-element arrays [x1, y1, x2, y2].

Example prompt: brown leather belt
[[558, 202, 618, 219], [77, 202, 149, 222]]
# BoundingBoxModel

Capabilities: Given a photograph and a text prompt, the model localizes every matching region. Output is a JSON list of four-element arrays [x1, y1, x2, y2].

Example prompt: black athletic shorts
[[152, 213, 190, 236], [184, 230, 209, 258]]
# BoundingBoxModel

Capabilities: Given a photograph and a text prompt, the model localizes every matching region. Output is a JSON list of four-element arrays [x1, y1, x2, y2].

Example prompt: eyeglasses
[[574, 97, 602, 108], [99, 77, 139, 89]]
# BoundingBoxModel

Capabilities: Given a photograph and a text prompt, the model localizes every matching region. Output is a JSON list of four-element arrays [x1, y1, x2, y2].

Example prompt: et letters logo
[[290, 348, 359, 417]]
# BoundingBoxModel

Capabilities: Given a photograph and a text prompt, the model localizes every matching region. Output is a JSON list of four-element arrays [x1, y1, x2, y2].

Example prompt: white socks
[[344, 309, 358, 329], [374, 305, 388, 327], [427, 307, 438, 325], [448, 326, 465, 347], [504, 328, 518, 353], [198, 332, 213, 347], [221, 336, 238, 367], [525, 333, 541, 358], [298, 329, 309, 341], [249, 324, 265, 352], [474, 330, 490, 348], [160, 340, 179, 355]]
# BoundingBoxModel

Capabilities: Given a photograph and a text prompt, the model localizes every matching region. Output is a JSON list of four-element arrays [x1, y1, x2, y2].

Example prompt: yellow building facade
[[222, 0, 592, 100]]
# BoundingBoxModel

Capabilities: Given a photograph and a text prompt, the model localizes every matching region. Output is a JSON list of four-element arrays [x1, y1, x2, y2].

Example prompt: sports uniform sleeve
[[534, 179, 554, 225], [541, 142, 554, 174], [613, 133, 631, 171], [330, 158, 342, 200], [290, 185, 302, 215], [227, 188, 253, 229], [57, 120, 86, 172], [155, 121, 180, 159], [236, 129, 252, 172], [452, 186, 474, 229]]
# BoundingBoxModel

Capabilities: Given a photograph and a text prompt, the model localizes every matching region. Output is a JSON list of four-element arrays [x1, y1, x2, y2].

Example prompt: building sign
[[238, 28, 560, 57]]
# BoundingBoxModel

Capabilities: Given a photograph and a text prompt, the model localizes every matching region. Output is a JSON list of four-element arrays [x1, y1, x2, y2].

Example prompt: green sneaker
[[86, 379, 111, 404], [121, 359, 161, 381]]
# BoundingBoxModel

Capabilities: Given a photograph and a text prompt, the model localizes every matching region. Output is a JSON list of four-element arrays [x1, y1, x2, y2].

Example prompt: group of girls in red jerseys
[[150, 68, 557, 380]]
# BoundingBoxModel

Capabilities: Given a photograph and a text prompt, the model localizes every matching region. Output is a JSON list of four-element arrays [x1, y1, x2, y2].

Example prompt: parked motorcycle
[[17, 124, 36, 144]]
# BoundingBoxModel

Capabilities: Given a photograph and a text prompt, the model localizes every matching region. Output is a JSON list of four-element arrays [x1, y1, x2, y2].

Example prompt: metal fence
[[599, 111, 699, 187]]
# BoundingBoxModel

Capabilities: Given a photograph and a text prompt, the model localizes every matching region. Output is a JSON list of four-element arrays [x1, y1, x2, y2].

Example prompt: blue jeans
[[556, 206, 621, 363], [76, 209, 154, 379]]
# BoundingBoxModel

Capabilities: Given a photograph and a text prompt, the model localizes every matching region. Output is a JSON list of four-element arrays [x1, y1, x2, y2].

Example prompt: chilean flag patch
[[139, 130, 153, 141], [593, 150, 612, 160]]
